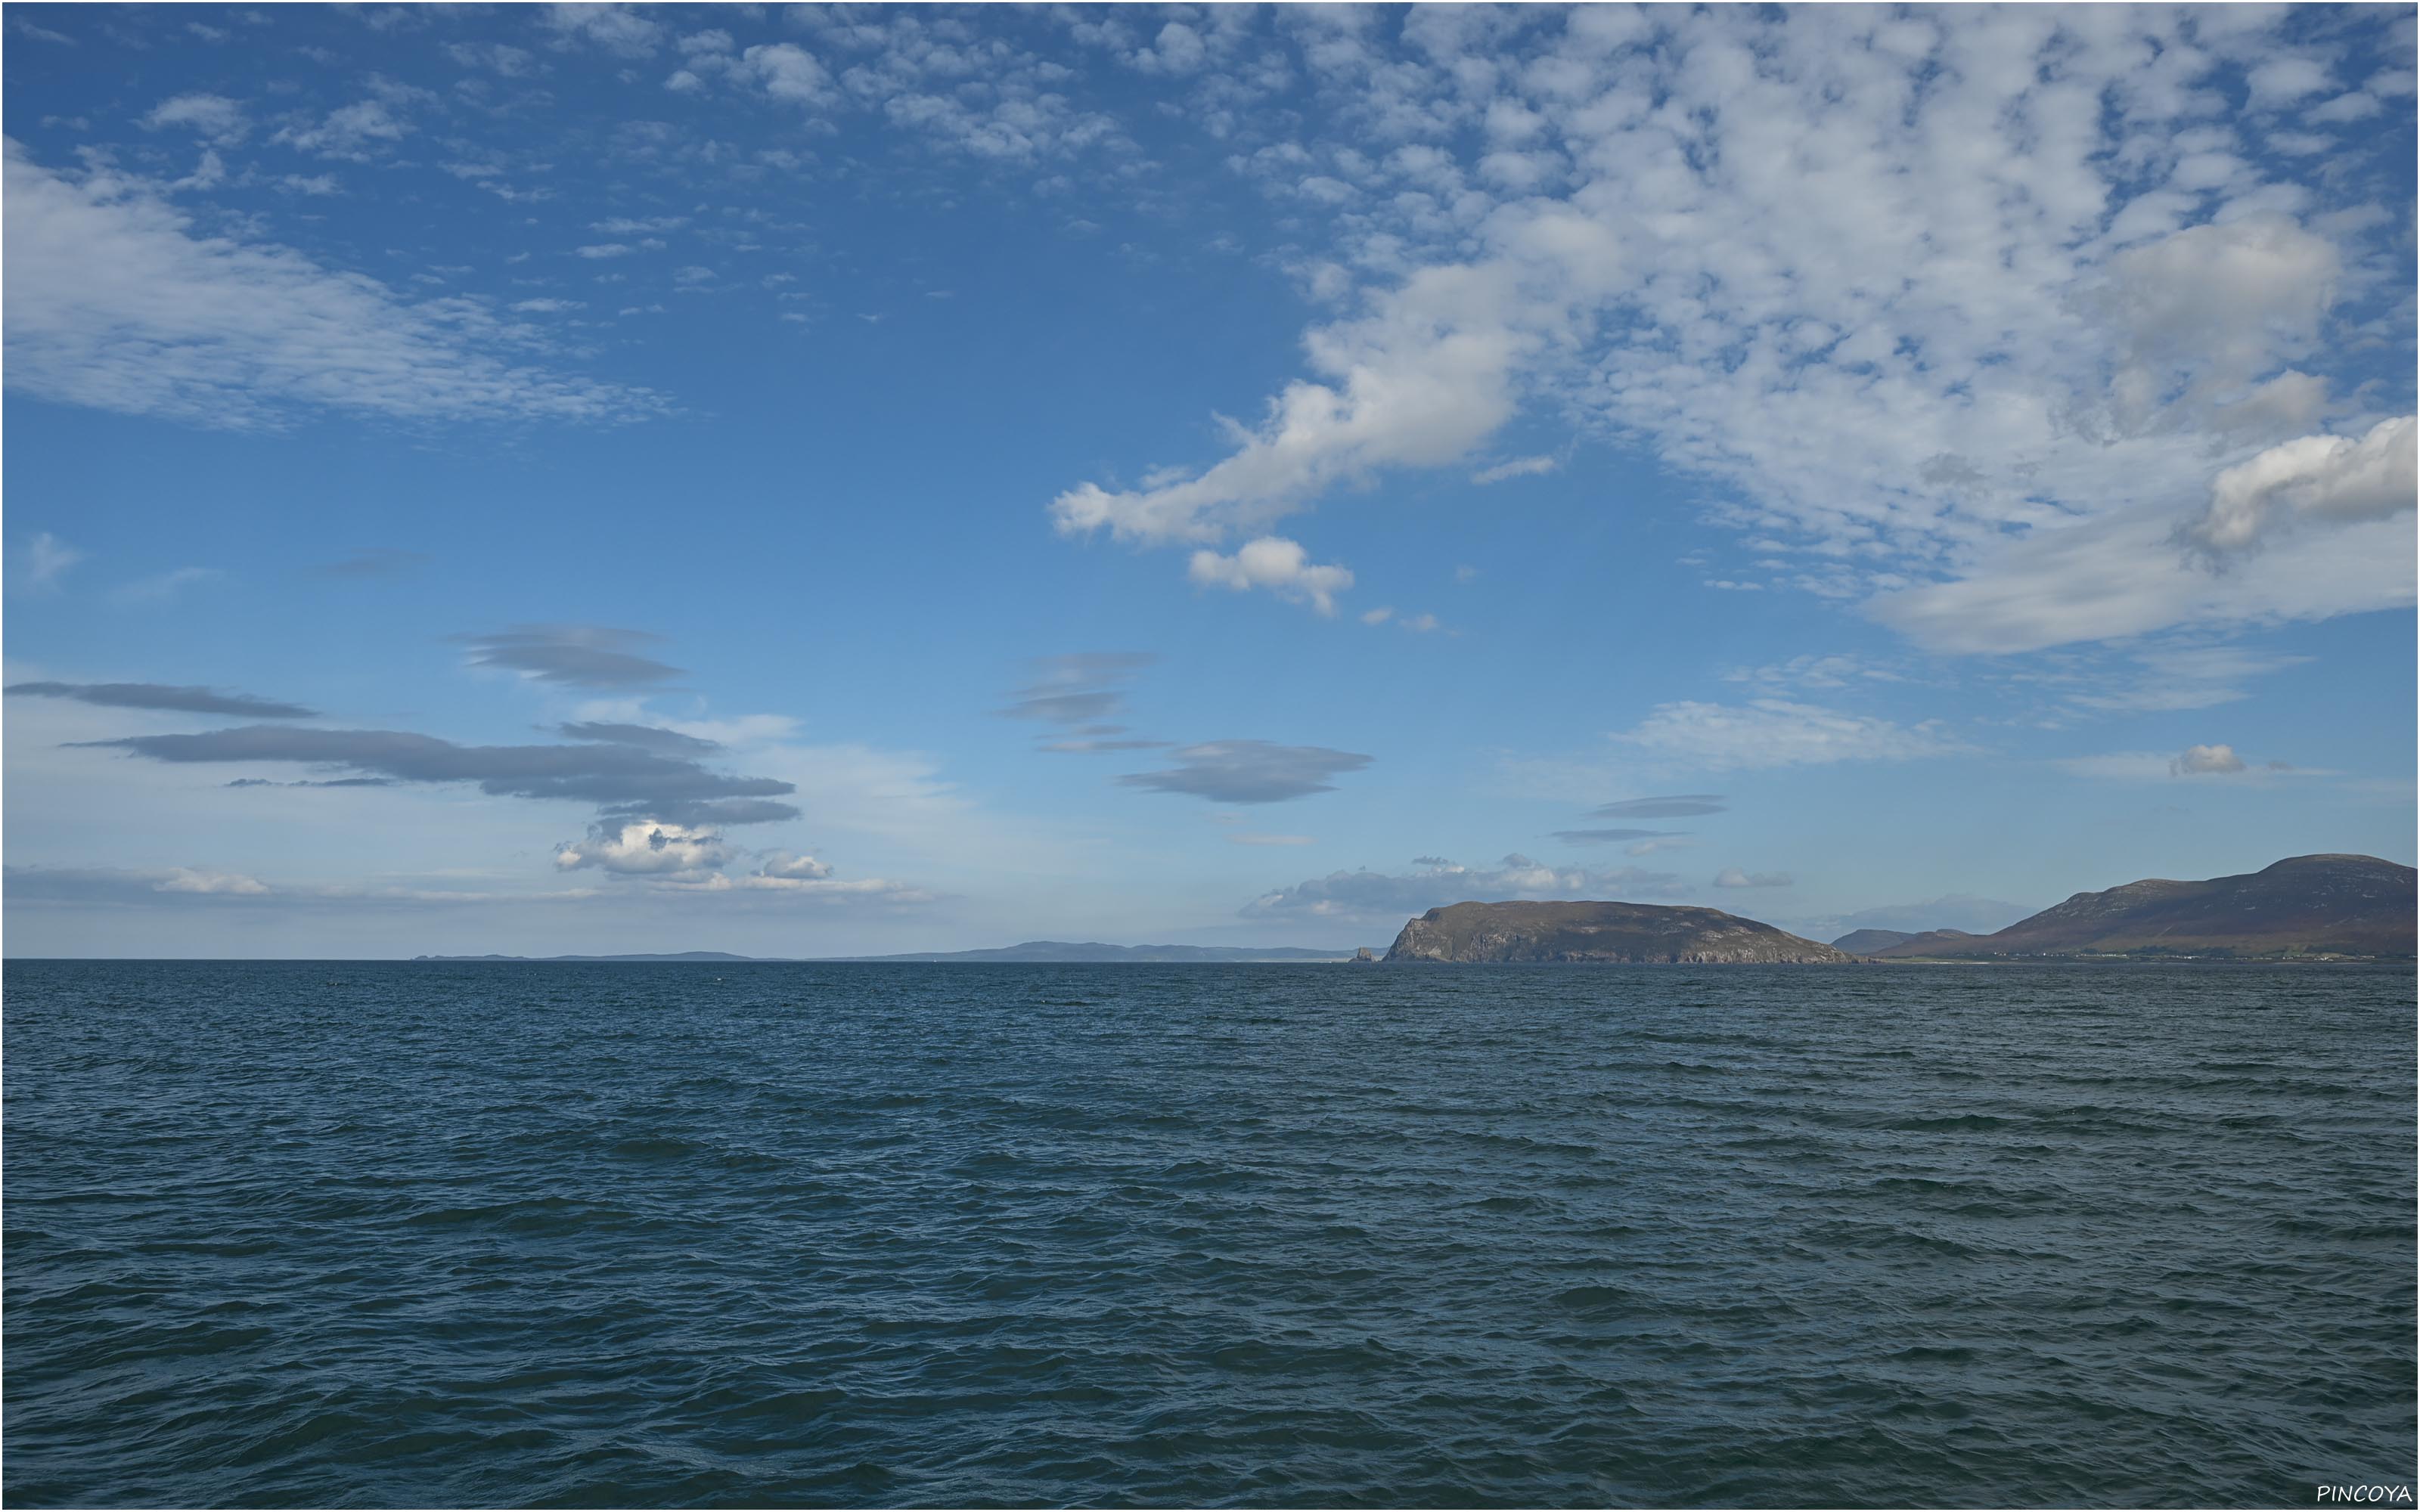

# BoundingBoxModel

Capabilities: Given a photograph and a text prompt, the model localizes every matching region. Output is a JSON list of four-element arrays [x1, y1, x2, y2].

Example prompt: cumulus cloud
[[141, 93, 248, 146], [2170, 742, 2248, 776], [543, 2, 662, 58], [1243, 852, 1689, 922], [734, 42, 838, 107], [455, 625, 682, 688], [2, 142, 656, 428], [554, 820, 737, 876], [7, 680, 316, 718], [1118, 739, 1371, 804], [273, 98, 413, 160], [1712, 868, 1792, 889], [1186, 537, 1354, 615], [445, 41, 536, 76], [755, 850, 834, 880], [2180, 416, 2416, 555], [1618, 701, 1972, 770]]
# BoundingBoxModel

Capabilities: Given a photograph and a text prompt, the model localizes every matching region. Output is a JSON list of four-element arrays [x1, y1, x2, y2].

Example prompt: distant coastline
[[396, 854, 2415, 968], [411, 943, 1365, 965]]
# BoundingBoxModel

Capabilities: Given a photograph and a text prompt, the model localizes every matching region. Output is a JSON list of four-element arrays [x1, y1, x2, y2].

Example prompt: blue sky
[[5, 2, 2413, 958]]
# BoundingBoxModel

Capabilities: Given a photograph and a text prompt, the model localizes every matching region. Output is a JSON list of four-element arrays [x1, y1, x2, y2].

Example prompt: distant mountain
[[414, 951, 772, 962], [415, 943, 1357, 964], [1831, 928, 1919, 954], [1823, 894, 2038, 937], [1385, 900, 1849, 964], [1870, 855, 2416, 959], [830, 941, 1359, 963], [1858, 929, 1987, 956]]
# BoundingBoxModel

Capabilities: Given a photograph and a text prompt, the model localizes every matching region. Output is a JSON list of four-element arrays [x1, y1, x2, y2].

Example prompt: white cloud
[[737, 43, 837, 107], [107, 566, 221, 606], [2306, 91, 2382, 125], [771, 11, 1132, 162], [156, 866, 270, 895], [2246, 57, 2333, 108], [1623, 835, 1692, 857], [1050, 253, 1551, 547], [1618, 699, 1973, 770], [755, 850, 834, 880], [663, 870, 932, 901], [2182, 416, 2416, 555], [1187, 536, 1354, 615], [1040, 8, 2411, 652], [1470, 453, 1558, 484], [445, 41, 536, 76], [1712, 868, 1792, 888], [273, 99, 412, 160], [555, 820, 737, 876], [2, 143, 657, 427], [1131, 20, 1210, 76], [141, 93, 248, 146], [1723, 653, 1904, 692], [2101, 215, 2341, 426], [2062, 643, 2309, 713], [548, 823, 926, 903], [24, 532, 83, 589], [2170, 743, 2245, 776], [2055, 748, 2326, 782], [543, 3, 662, 58], [1869, 498, 2415, 653]]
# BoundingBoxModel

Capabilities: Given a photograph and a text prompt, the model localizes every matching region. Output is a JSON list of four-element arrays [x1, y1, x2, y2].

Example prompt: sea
[[4, 959, 2412, 1507]]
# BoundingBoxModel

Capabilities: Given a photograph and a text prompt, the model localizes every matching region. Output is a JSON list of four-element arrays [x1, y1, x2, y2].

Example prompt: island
[[1384, 900, 1849, 964]]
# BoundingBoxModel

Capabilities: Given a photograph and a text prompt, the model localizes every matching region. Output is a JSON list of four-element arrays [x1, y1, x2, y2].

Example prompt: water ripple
[[4, 960, 2412, 1505]]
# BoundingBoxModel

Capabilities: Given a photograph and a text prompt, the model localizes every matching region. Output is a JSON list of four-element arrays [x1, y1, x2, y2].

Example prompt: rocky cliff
[[1385, 900, 1851, 964]]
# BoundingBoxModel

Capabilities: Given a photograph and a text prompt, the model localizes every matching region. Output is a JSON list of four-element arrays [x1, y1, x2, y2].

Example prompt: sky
[[4, 2, 2414, 959]]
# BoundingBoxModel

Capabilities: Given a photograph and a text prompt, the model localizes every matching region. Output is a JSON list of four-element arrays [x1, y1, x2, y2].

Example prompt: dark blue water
[[5, 961, 2412, 1507]]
